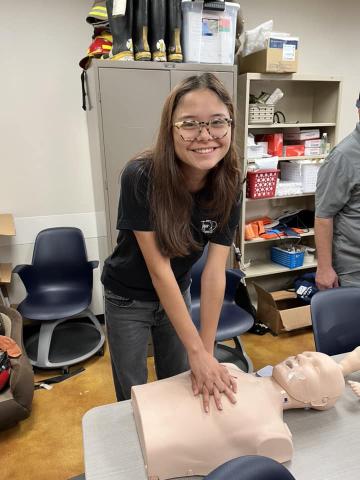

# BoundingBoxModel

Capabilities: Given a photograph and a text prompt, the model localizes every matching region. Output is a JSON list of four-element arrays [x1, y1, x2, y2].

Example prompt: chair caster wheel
[[97, 346, 105, 357]]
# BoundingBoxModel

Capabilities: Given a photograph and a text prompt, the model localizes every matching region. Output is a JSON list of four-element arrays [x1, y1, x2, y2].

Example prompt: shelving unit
[[248, 155, 326, 163], [246, 193, 315, 202], [248, 122, 336, 130], [245, 227, 314, 244], [236, 73, 342, 297], [246, 259, 318, 279]]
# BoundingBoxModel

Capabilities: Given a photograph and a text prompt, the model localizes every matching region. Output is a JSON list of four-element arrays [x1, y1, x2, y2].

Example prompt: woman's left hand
[[189, 355, 237, 412]]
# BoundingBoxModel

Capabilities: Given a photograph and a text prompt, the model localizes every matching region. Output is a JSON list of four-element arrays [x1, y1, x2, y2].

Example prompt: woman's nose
[[196, 124, 212, 140]]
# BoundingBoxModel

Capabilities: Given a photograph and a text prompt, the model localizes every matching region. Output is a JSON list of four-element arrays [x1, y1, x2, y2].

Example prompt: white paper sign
[[113, 0, 127, 16], [282, 44, 296, 61]]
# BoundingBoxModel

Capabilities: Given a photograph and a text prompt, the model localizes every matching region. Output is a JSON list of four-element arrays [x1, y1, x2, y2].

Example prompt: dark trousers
[[105, 288, 190, 401]]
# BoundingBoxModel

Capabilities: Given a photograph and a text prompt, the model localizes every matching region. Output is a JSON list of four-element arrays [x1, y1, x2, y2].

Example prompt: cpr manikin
[[131, 348, 360, 480]]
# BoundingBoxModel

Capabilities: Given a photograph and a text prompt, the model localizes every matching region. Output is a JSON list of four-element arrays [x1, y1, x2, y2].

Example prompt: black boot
[[167, 0, 182, 62], [133, 0, 151, 61], [106, 0, 134, 60], [149, 0, 167, 62]]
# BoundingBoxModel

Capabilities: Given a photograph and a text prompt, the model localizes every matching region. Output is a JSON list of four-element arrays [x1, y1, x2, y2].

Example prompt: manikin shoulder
[[257, 422, 293, 463]]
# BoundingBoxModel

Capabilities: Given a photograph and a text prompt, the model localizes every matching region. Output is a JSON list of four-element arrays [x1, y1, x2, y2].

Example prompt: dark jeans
[[105, 288, 190, 401]]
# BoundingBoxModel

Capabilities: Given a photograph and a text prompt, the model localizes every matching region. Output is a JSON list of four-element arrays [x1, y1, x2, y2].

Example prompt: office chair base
[[215, 337, 253, 373], [24, 309, 105, 369]]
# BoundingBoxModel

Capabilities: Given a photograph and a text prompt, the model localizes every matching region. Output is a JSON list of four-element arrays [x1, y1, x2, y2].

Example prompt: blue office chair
[[311, 287, 360, 355], [191, 246, 254, 372], [205, 455, 296, 480], [13, 227, 105, 371]]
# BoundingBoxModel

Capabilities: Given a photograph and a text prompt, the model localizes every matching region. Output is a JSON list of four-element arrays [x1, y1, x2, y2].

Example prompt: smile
[[191, 147, 217, 154]]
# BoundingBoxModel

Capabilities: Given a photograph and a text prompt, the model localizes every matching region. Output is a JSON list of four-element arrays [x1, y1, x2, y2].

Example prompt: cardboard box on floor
[[0, 214, 16, 306], [239, 37, 299, 74], [0, 214, 15, 236], [253, 283, 311, 335]]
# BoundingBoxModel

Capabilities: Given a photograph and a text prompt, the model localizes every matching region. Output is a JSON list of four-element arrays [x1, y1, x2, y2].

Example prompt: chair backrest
[[311, 287, 360, 355], [205, 455, 296, 480], [32, 227, 88, 267], [29, 227, 92, 291], [190, 244, 237, 302], [190, 244, 208, 300]]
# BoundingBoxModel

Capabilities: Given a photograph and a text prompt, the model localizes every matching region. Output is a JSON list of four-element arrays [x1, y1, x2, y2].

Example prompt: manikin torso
[[132, 364, 293, 480], [132, 350, 354, 480]]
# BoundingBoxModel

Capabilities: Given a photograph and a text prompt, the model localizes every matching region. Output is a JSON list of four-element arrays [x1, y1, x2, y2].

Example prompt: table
[[82, 354, 360, 480]]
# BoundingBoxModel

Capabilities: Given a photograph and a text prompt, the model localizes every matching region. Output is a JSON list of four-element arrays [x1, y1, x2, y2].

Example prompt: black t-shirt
[[101, 159, 241, 301]]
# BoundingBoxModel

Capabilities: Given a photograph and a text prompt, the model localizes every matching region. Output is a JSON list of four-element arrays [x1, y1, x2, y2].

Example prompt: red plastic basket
[[246, 169, 279, 199]]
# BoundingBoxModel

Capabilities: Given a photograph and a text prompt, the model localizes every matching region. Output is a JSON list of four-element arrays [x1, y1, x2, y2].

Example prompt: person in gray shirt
[[315, 94, 360, 289]]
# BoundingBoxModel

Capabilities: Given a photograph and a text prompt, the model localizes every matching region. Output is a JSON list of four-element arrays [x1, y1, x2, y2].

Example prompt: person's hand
[[348, 380, 360, 398], [188, 349, 237, 412], [315, 266, 339, 290]]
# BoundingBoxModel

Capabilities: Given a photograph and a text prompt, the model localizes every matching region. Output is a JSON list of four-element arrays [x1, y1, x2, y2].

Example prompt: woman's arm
[[134, 231, 236, 411], [199, 242, 229, 354]]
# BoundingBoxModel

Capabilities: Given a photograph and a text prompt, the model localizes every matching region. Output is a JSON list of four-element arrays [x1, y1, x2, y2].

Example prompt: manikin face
[[272, 351, 345, 409], [172, 88, 232, 180]]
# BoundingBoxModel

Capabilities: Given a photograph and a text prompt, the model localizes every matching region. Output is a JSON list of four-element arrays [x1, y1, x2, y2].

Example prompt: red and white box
[[302, 139, 322, 148], [304, 147, 322, 156], [255, 133, 283, 157], [284, 129, 320, 141], [283, 144, 305, 157]]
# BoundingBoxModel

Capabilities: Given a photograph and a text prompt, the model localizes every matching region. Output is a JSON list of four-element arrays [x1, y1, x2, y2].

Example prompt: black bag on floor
[[232, 237, 271, 335], [232, 242, 256, 319]]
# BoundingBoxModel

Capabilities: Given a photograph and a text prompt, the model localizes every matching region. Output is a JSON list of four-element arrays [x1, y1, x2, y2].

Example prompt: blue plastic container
[[271, 247, 305, 269]]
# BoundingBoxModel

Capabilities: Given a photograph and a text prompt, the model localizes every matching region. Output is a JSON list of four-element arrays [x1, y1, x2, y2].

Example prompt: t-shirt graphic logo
[[201, 220, 218, 234]]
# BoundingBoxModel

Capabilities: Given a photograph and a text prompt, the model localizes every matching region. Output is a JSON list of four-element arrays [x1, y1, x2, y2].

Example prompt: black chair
[[311, 287, 360, 355], [205, 455, 296, 480], [13, 227, 105, 371], [191, 246, 254, 372]]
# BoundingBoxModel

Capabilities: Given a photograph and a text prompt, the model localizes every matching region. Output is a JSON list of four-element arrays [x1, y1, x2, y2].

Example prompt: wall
[[0, 0, 359, 314], [0, 1, 107, 313]]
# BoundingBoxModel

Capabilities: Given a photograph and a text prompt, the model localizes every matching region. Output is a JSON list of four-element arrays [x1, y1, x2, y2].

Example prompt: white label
[[282, 44, 295, 61], [112, 0, 127, 16], [256, 365, 274, 377]]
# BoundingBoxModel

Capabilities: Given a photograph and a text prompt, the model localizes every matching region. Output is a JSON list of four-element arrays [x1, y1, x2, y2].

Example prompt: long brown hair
[[136, 73, 242, 257]]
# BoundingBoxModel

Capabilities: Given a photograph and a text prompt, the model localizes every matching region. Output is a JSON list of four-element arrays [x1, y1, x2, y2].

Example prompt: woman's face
[[172, 88, 231, 179], [272, 352, 345, 408]]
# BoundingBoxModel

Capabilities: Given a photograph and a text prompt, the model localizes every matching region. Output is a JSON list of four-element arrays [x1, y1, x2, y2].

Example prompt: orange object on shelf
[[245, 220, 266, 240]]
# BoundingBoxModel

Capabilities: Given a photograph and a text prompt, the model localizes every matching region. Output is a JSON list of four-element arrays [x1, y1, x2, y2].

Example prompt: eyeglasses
[[173, 118, 232, 142]]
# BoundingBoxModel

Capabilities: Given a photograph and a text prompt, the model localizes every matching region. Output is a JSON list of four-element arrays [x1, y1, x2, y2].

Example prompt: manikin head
[[272, 351, 345, 410]]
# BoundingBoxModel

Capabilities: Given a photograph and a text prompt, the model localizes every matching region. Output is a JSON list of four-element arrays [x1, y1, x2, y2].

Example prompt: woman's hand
[[189, 349, 237, 412]]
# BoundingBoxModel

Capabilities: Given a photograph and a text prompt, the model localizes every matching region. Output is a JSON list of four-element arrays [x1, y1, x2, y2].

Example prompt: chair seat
[[192, 301, 254, 341], [17, 289, 91, 321]]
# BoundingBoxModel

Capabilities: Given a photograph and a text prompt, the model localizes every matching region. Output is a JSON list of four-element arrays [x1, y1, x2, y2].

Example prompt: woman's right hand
[[188, 348, 237, 412]]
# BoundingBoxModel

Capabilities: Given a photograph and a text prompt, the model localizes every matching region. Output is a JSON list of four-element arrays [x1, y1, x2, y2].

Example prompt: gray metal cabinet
[[86, 61, 237, 252]]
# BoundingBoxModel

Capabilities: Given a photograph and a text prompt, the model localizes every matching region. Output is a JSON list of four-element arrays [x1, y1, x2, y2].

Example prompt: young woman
[[101, 72, 242, 411]]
